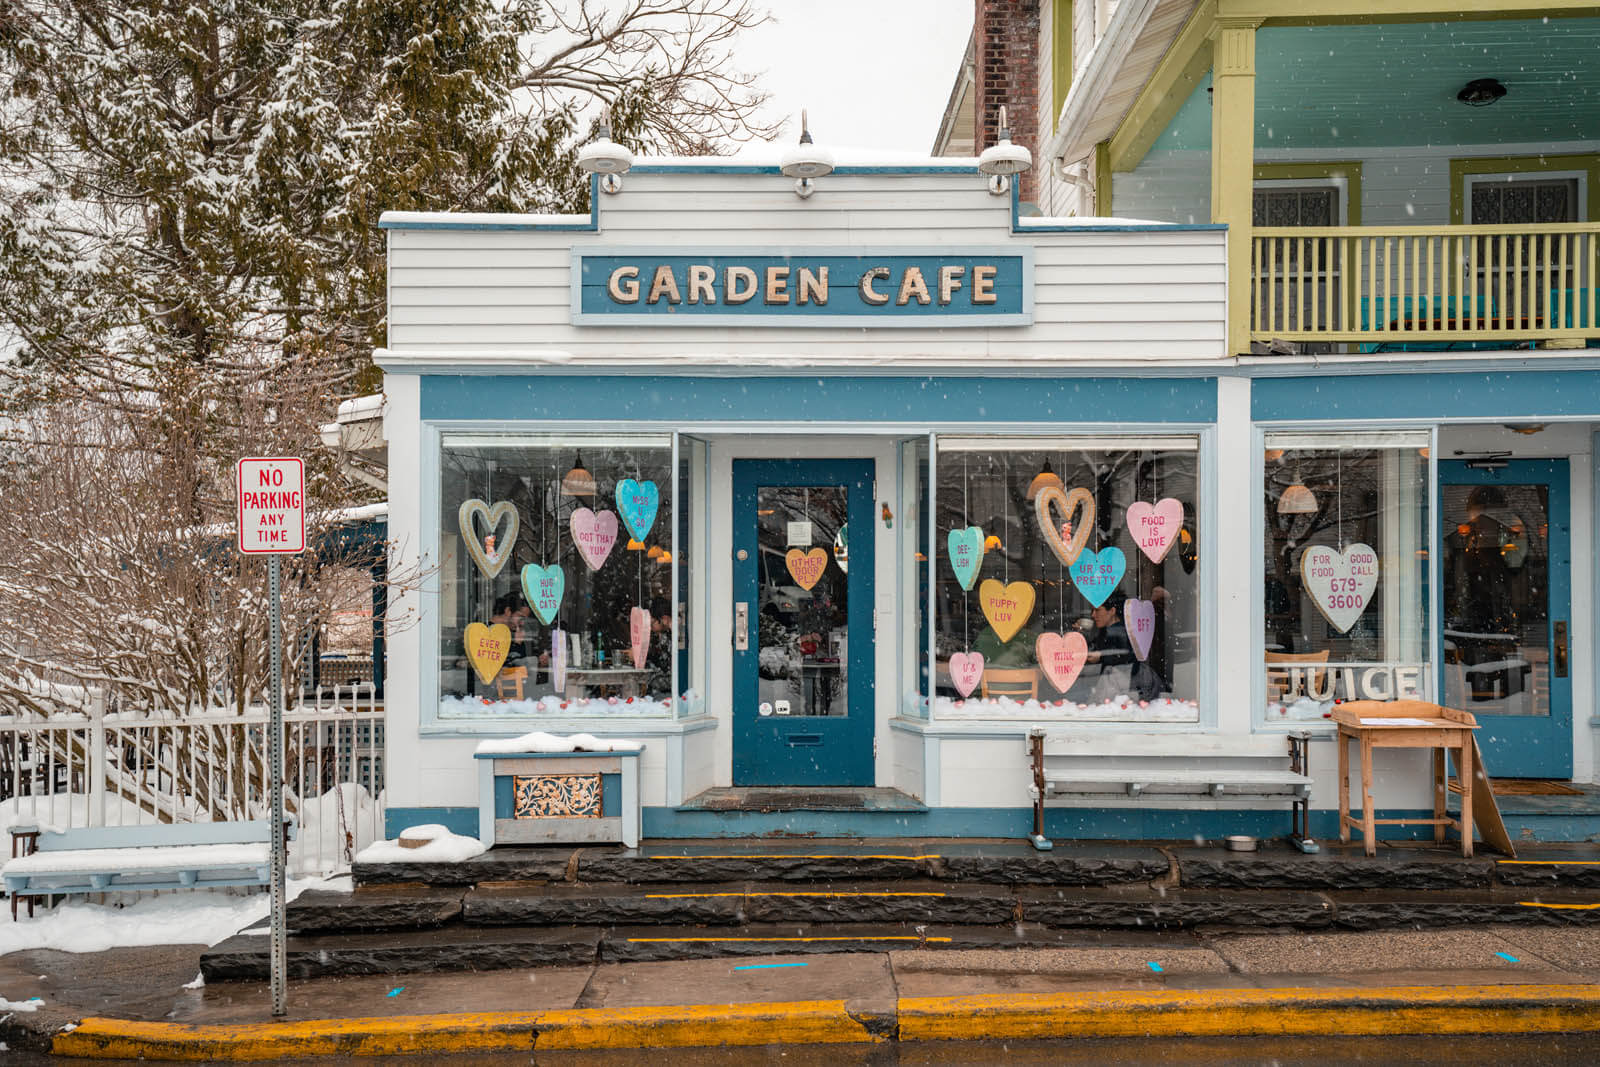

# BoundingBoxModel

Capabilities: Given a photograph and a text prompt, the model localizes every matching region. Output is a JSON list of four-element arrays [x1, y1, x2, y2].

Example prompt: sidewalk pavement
[[5, 925, 1600, 1059]]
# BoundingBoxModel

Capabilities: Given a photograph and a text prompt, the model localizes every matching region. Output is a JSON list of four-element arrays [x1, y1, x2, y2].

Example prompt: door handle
[[734, 602, 749, 651], [1554, 620, 1568, 678]]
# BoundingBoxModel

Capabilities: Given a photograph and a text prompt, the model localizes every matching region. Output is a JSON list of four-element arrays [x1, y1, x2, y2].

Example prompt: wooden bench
[[3, 819, 294, 919], [1026, 730, 1315, 853]]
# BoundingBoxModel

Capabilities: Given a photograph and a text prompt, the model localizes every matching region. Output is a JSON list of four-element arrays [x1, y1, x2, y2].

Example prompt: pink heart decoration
[[1126, 498, 1184, 564], [551, 628, 568, 693], [570, 508, 618, 572], [630, 606, 650, 670], [1125, 598, 1157, 661], [1035, 631, 1089, 694], [948, 652, 984, 699]]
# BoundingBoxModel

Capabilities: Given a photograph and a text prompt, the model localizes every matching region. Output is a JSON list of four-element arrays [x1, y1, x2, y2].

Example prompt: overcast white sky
[[740, 1, 974, 154]]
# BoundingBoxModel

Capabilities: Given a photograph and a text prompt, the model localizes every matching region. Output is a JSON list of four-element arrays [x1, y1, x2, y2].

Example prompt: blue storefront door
[[732, 459, 875, 786], [1439, 460, 1572, 778]]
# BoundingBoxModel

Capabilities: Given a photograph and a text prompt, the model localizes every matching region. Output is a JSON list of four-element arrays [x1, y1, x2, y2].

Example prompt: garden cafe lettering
[[605, 261, 1002, 308]]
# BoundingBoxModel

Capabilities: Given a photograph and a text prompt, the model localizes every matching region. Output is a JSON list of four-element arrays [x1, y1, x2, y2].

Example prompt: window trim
[[1450, 153, 1600, 224], [1253, 162, 1362, 227]]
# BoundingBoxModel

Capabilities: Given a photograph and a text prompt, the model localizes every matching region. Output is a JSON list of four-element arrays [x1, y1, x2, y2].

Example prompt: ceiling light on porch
[[1276, 480, 1318, 515], [1025, 458, 1065, 501], [1457, 78, 1508, 107], [561, 454, 596, 497]]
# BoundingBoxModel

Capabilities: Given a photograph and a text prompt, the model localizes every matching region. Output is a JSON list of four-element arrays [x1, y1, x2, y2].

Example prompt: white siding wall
[[1035, 1, 1060, 216], [1115, 140, 1600, 226], [385, 172, 1226, 364]]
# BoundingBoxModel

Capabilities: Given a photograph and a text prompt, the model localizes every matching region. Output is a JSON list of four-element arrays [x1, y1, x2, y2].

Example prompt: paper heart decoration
[[570, 508, 619, 572], [949, 651, 984, 698], [1126, 498, 1184, 564], [786, 547, 829, 591], [978, 578, 1035, 643], [464, 622, 512, 686], [1301, 543, 1380, 633], [1036, 631, 1089, 693], [551, 628, 567, 692], [520, 563, 565, 626], [946, 526, 985, 591], [1070, 546, 1127, 608], [1125, 598, 1157, 661], [630, 606, 650, 670], [458, 499, 518, 579], [615, 479, 660, 542], [1035, 485, 1096, 568]]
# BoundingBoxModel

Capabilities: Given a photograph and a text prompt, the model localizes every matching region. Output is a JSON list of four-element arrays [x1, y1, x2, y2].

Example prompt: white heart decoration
[[1126, 498, 1184, 564], [1300, 543, 1380, 634], [458, 499, 518, 579]]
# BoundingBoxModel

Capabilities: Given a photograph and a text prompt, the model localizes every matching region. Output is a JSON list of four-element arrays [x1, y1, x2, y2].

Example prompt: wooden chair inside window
[[1265, 649, 1330, 701], [980, 667, 1039, 701], [492, 665, 529, 701]]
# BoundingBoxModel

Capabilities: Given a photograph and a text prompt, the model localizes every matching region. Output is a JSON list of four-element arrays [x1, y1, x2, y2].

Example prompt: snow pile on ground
[[354, 825, 486, 865], [475, 731, 642, 755], [930, 694, 1200, 722], [289, 782, 384, 876], [0, 794, 155, 835], [0, 874, 339, 956], [0, 995, 43, 1011]]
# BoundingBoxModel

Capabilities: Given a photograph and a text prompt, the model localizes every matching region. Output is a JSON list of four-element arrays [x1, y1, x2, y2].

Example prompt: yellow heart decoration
[[465, 622, 513, 686], [1035, 485, 1095, 568], [458, 499, 519, 579], [785, 547, 829, 591], [978, 578, 1035, 644]]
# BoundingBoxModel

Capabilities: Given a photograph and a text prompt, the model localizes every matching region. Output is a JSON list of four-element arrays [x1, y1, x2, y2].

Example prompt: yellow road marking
[[1499, 859, 1600, 865], [645, 891, 946, 899], [1518, 900, 1600, 910], [54, 984, 1600, 1059], [625, 935, 952, 943], [649, 853, 940, 861]]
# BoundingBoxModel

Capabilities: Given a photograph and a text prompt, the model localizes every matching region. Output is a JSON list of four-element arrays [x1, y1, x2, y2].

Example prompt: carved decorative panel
[[513, 773, 603, 819]]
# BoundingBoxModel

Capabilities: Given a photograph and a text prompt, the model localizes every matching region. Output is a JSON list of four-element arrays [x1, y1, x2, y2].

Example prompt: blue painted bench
[[3, 819, 294, 919]]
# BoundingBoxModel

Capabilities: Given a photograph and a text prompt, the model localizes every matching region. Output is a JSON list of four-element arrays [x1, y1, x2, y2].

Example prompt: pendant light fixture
[[1276, 475, 1318, 514], [1025, 458, 1064, 501], [561, 454, 596, 497]]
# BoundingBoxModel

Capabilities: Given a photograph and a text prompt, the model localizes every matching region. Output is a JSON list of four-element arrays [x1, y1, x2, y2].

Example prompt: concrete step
[[200, 924, 600, 981], [354, 841, 1171, 890], [287, 886, 465, 932], [1176, 845, 1496, 889], [1325, 887, 1600, 930], [462, 881, 1018, 927]]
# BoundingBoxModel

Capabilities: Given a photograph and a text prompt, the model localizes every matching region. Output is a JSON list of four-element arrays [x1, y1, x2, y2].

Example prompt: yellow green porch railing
[[1250, 223, 1600, 348]]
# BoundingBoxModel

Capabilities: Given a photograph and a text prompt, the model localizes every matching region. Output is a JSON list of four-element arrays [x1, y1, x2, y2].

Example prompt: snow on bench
[[4, 819, 294, 917], [1026, 730, 1316, 854]]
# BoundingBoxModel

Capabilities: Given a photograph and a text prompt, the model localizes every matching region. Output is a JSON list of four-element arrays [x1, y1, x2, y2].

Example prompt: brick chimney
[[974, 0, 1040, 203]]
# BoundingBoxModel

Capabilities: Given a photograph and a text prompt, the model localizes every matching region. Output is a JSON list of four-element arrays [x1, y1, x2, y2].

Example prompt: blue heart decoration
[[1070, 546, 1126, 608], [946, 526, 985, 591], [520, 563, 565, 626], [615, 479, 660, 542]]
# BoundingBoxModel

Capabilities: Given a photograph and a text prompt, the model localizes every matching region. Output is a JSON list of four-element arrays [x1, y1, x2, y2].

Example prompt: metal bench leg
[[1287, 733, 1319, 854], [1028, 732, 1053, 851]]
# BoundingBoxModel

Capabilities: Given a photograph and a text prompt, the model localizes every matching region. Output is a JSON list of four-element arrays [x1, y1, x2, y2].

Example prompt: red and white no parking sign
[[236, 457, 305, 554]]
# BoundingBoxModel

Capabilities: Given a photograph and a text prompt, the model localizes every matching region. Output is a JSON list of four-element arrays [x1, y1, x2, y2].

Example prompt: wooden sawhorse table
[[1332, 701, 1480, 857]]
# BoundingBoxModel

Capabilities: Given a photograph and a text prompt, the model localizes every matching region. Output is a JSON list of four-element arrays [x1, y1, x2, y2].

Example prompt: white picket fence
[[0, 685, 386, 875]]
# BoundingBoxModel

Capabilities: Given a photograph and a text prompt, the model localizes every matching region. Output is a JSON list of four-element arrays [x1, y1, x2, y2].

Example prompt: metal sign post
[[237, 458, 306, 1018]]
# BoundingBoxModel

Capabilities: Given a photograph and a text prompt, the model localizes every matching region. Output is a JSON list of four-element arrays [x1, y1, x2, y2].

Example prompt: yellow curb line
[[1519, 900, 1600, 910], [645, 891, 947, 898], [54, 984, 1600, 1060], [1499, 859, 1600, 866], [898, 984, 1600, 1042]]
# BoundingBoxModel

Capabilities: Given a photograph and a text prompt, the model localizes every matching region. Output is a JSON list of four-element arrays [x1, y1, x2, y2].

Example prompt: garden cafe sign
[[573, 250, 1032, 326]]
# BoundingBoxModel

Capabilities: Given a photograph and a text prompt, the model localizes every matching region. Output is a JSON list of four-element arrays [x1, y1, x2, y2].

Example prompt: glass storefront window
[[930, 437, 1202, 721], [1262, 432, 1430, 722], [437, 435, 682, 720]]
